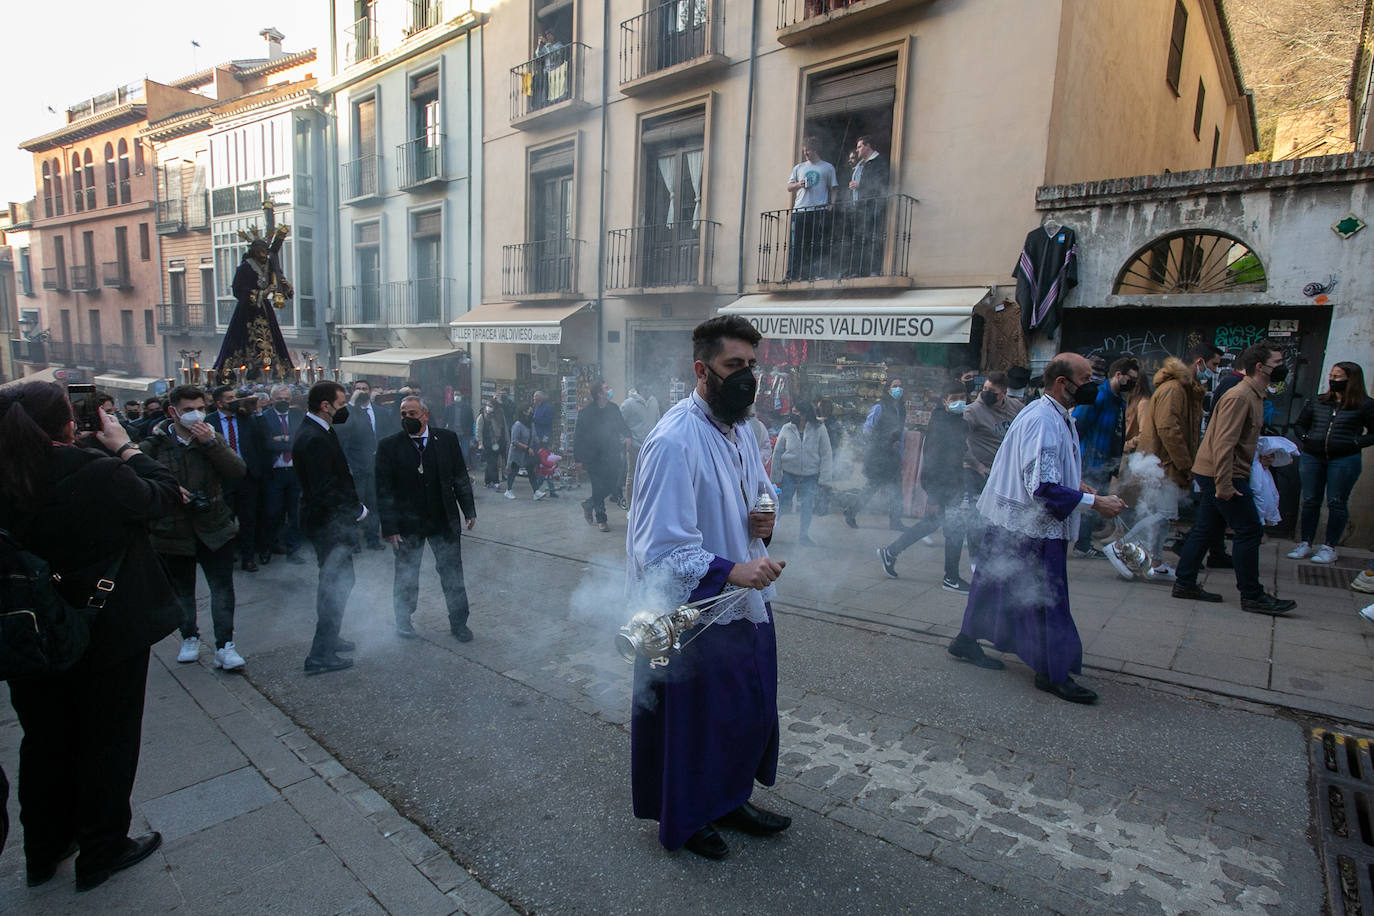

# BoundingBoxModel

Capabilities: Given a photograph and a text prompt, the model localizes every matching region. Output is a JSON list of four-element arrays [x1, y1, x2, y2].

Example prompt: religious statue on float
[[213, 199, 296, 383]]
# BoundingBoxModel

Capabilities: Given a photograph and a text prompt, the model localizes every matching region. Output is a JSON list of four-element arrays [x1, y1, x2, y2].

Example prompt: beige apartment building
[[463, 0, 1254, 430]]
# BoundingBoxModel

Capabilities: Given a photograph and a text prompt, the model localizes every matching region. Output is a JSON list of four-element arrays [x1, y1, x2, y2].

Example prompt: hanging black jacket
[[1294, 396, 1374, 460]]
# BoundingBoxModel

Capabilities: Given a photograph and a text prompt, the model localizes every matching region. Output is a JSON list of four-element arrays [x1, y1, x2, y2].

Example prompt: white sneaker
[[1311, 546, 1338, 564], [177, 636, 200, 663], [1360, 604, 1374, 624], [533, 489, 548, 501], [920, 535, 936, 546], [1287, 542, 1312, 559], [1352, 571, 1374, 594], [504, 490, 516, 500], [214, 642, 245, 671], [1103, 542, 1136, 581], [1145, 564, 1177, 582]]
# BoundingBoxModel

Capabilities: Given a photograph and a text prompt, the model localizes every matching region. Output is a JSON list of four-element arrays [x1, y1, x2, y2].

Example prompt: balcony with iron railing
[[156, 302, 217, 334], [606, 221, 719, 293], [341, 155, 382, 204], [10, 338, 46, 365], [345, 13, 381, 65], [502, 239, 584, 299], [510, 42, 590, 127], [41, 267, 67, 292], [156, 198, 186, 234], [775, 0, 932, 45], [187, 192, 210, 229], [397, 135, 447, 189], [619, 0, 727, 96], [755, 194, 917, 289], [45, 339, 74, 364], [406, 0, 447, 35], [70, 264, 99, 292], [338, 277, 459, 326], [102, 343, 138, 373], [102, 260, 132, 290], [74, 343, 102, 366]]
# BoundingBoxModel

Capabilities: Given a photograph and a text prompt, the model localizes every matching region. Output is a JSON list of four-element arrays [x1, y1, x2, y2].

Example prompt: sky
[[0, 0, 330, 205]]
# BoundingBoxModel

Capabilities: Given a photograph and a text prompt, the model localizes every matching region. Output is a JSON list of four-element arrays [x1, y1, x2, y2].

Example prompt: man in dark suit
[[209, 385, 270, 571], [847, 134, 890, 277], [293, 380, 366, 675], [260, 384, 306, 566], [336, 379, 384, 551], [376, 395, 478, 641]]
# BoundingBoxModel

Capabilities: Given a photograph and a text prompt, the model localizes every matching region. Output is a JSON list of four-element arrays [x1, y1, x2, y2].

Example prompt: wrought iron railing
[[776, 0, 873, 29], [45, 339, 74, 364], [156, 302, 216, 334], [338, 278, 457, 325], [70, 264, 98, 292], [156, 199, 185, 233], [756, 194, 916, 285], [341, 155, 380, 201], [406, 0, 446, 35], [620, 0, 721, 84], [502, 239, 583, 296], [345, 13, 381, 65], [397, 135, 446, 188], [510, 42, 587, 121], [102, 260, 132, 289], [74, 343, 102, 365], [103, 343, 138, 372], [606, 221, 718, 290], [338, 284, 383, 324], [187, 192, 210, 229], [41, 267, 67, 291]]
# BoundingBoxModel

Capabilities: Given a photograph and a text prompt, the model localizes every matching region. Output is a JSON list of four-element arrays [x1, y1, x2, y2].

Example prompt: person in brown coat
[[1138, 354, 1206, 488]]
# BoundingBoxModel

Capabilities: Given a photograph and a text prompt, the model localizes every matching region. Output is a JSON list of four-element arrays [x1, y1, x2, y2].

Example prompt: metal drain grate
[[1298, 566, 1359, 589], [1312, 729, 1374, 914]]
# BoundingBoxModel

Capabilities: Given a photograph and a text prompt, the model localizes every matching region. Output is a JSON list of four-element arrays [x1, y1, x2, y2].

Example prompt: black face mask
[[964, 379, 979, 396], [274, 400, 290, 412], [705, 365, 758, 425], [1330, 378, 1348, 393], [401, 416, 423, 435], [332, 405, 350, 425], [1118, 378, 1136, 393], [1268, 364, 1288, 384], [980, 390, 999, 407], [354, 392, 370, 406], [1069, 380, 1100, 407]]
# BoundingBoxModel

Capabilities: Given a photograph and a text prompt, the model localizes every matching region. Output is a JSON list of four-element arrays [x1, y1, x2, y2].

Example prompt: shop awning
[[449, 301, 590, 345], [338, 348, 458, 378], [719, 288, 990, 344], [93, 374, 166, 394]]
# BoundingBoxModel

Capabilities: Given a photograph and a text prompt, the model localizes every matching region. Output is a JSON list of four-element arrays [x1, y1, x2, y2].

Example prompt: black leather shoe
[[1206, 552, 1234, 569], [241, 558, 259, 572], [395, 624, 419, 639], [304, 654, 354, 676], [1034, 674, 1098, 704], [334, 638, 356, 653], [74, 832, 162, 892], [259, 551, 272, 565], [1172, 582, 1223, 602], [843, 509, 858, 529], [682, 825, 729, 860], [367, 541, 387, 551], [452, 625, 474, 643], [26, 841, 78, 887], [947, 634, 1006, 670], [717, 802, 792, 836], [1241, 592, 1296, 615]]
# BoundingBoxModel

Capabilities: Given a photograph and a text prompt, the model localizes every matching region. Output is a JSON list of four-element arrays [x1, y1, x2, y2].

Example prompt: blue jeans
[[1176, 475, 1263, 599], [1299, 452, 1362, 546], [778, 472, 819, 538]]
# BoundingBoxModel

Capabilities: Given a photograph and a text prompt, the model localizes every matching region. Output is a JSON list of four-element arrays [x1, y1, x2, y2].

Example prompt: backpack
[[0, 527, 121, 681]]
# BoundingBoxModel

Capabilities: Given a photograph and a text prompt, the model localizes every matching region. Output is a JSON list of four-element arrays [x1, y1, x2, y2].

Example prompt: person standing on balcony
[[784, 137, 838, 281], [846, 135, 889, 277]]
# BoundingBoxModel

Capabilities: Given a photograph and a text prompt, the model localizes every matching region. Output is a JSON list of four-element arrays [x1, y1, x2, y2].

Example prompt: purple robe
[[960, 482, 1085, 683], [631, 556, 780, 850]]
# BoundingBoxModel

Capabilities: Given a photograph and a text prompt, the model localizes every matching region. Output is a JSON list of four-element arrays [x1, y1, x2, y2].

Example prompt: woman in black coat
[[0, 382, 181, 891], [1288, 361, 1374, 564]]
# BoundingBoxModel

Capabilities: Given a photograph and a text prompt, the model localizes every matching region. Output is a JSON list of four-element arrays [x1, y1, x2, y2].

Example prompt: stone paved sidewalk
[[0, 639, 517, 915]]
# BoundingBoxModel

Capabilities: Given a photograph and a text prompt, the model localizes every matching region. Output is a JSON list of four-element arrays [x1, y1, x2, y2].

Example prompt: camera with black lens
[[185, 490, 213, 513]]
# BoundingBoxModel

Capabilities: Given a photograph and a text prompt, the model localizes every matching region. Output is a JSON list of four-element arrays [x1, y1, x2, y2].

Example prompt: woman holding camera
[[0, 382, 182, 890]]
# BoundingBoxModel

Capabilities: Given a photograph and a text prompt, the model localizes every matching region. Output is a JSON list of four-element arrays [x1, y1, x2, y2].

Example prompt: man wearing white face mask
[[138, 386, 248, 670]]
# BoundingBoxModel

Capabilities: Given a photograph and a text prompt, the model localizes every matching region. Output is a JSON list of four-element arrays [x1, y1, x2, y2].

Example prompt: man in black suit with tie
[[336, 379, 385, 551], [293, 381, 367, 674], [376, 395, 478, 641], [209, 385, 269, 571], [261, 385, 307, 566]]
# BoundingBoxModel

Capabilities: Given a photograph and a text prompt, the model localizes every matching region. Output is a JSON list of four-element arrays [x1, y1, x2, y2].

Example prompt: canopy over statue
[[214, 200, 296, 382]]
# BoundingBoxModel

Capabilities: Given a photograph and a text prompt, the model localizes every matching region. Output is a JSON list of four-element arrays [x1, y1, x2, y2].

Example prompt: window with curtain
[[640, 107, 705, 286], [71, 154, 84, 212], [117, 139, 131, 203], [83, 149, 95, 210], [52, 159, 64, 216]]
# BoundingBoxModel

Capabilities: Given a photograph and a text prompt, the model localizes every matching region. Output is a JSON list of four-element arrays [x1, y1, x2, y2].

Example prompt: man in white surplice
[[626, 315, 792, 861]]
